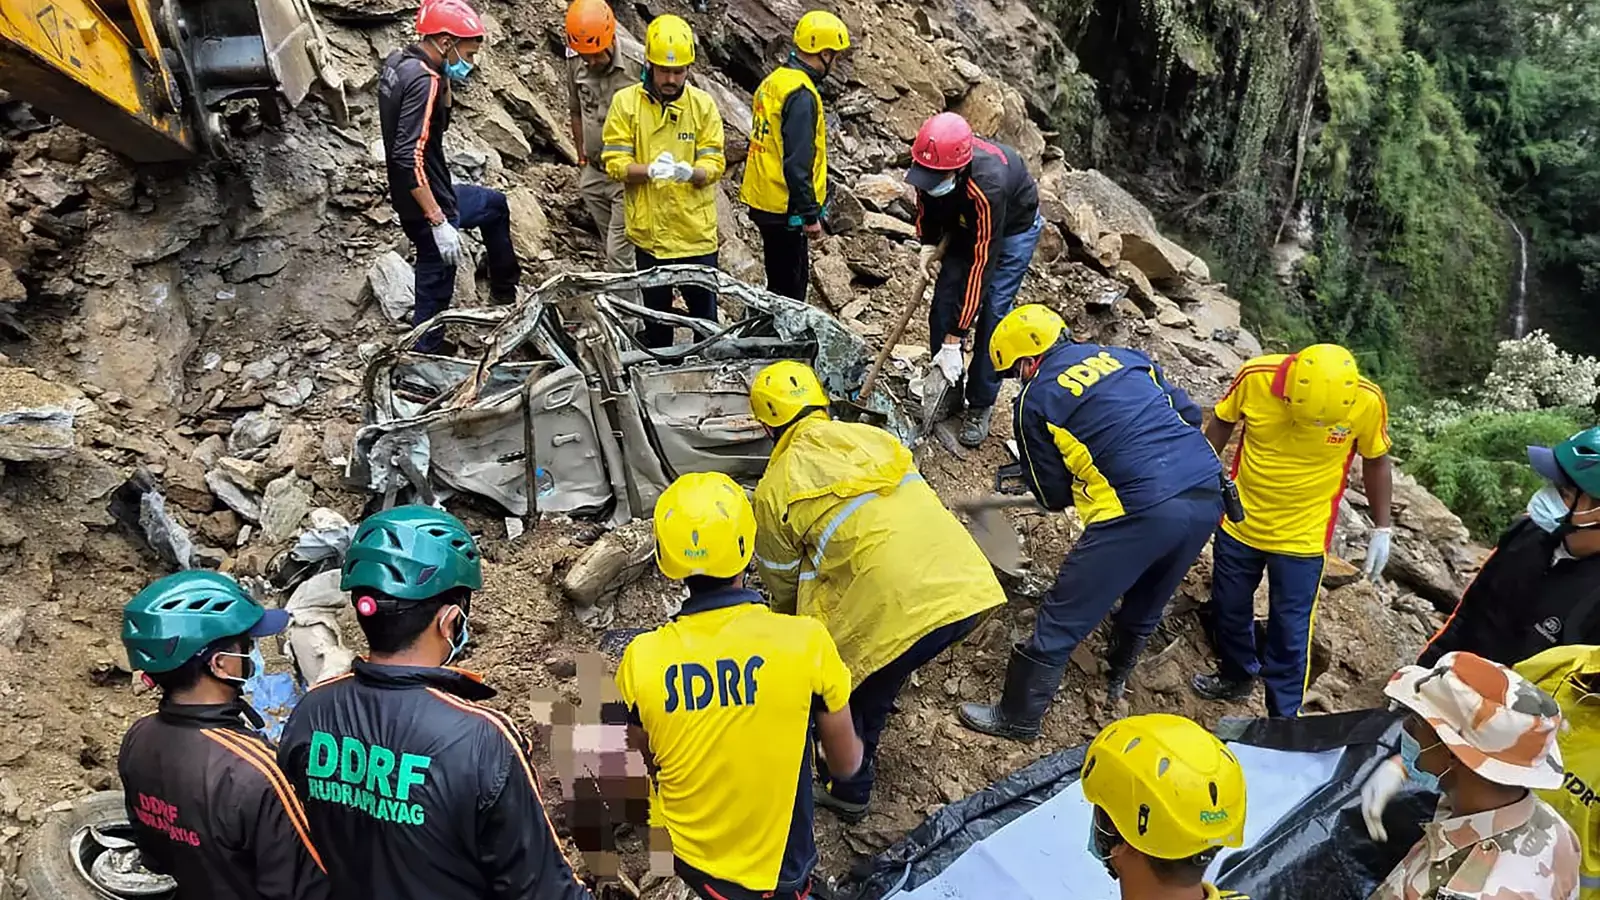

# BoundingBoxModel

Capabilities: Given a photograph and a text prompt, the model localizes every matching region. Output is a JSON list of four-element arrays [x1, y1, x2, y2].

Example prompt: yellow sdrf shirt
[[1517, 646, 1600, 899], [739, 65, 826, 215]]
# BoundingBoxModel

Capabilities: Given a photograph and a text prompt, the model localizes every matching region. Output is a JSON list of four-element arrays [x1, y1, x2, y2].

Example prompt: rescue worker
[[1190, 345, 1394, 718], [958, 305, 1224, 741], [565, 0, 642, 273], [1361, 652, 1580, 900], [739, 11, 850, 301], [117, 571, 329, 900], [748, 360, 1005, 820], [907, 111, 1044, 447], [1081, 714, 1248, 900], [379, 0, 521, 352], [278, 506, 592, 899], [1514, 644, 1600, 899], [1419, 427, 1600, 667], [616, 472, 863, 900], [601, 14, 725, 347]]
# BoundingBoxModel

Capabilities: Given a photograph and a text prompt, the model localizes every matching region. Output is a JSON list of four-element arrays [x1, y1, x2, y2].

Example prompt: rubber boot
[[1104, 629, 1148, 703], [1191, 671, 1255, 702], [959, 405, 994, 448], [814, 781, 870, 824], [957, 644, 1067, 741]]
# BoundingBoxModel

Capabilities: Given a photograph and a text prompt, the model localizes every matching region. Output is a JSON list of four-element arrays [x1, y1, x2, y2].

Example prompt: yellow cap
[[645, 14, 695, 66], [1286, 344, 1359, 426], [795, 10, 850, 53], [653, 472, 755, 580], [989, 304, 1067, 372], [749, 360, 830, 429]]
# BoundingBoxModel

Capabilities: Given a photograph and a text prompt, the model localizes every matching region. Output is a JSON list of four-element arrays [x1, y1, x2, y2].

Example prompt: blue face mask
[[444, 607, 471, 665], [1398, 730, 1449, 793], [435, 40, 474, 82], [926, 175, 958, 198], [1529, 484, 1573, 534]]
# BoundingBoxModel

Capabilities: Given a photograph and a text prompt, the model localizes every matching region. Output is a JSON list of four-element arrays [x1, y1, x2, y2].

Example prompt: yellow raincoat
[[752, 413, 1006, 681], [1516, 645, 1600, 898], [601, 82, 725, 259]]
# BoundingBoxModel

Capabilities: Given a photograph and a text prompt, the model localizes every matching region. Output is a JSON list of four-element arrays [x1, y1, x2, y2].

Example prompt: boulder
[[810, 251, 855, 312], [863, 212, 916, 240], [824, 182, 866, 235], [0, 368, 89, 461], [494, 77, 580, 164], [1391, 470, 1472, 545], [198, 510, 243, 547], [853, 174, 914, 218], [192, 434, 227, 469], [366, 251, 415, 323], [1034, 223, 1065, 266], [1047, 169, 1210, 285], [163, 457, 215, 513], [263, 377, 315, 409], [714, 191, 761, 285], [266, 424, 321, 479], [1387, 532, 1464, 613], [0, 260, 23, 305], [1322, 555, 1362, 589], [214, 457, 274, 493], [205, 468, 262, 523], [953, 79, 1046, 171], [1154, 299, 1191, 328], [260, 474, 314, 544], [1113, 262, 1157, 313], [229, 411, 282, 454], [562, 519, 655, 607], [506, 187, 550, 263], [474, 103, 532, 161]]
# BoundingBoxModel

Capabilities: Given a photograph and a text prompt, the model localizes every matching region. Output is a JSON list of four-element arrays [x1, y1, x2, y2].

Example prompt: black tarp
[[840, 709, 1441, 900]]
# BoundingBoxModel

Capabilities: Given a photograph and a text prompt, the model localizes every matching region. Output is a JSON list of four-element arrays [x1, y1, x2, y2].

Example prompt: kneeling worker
[[749, 360, 1005, 820], [1082, 714, 1248, 900], [617, 472, 862, 900], [959, 305, 1223, 741]]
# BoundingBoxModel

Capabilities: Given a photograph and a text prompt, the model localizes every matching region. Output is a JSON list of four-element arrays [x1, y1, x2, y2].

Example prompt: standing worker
[[1189, 345, 1394, 718], [278, 506, 593, 899], [907, 111, 1044, 448], [1081, 714, 1248, 900], [117, 572, 329, 900], [379, 0, 521, 351], [1418, 428, 1600, 667], [616, 472, 863, 900], [602, 14, 725, 347], [957, 305, 1224, 741], [739, 11, 850, 301], [748, 361, 1005, 820], [565, 0, 642, 274]]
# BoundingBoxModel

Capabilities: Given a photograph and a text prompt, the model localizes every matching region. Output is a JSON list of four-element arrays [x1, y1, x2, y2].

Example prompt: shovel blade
[[919, 367, 954, 436], [967, 506, 1026, 577]]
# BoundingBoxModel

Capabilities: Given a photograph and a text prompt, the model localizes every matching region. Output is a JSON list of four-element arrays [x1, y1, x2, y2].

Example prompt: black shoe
[[1104, 629, 1148, 703], [813, 788, 870, 824], [957, 644, 1067, 741], [1191, 671, 1255, 702]]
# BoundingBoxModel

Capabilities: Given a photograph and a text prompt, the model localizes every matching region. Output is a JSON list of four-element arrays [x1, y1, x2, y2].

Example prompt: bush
[[1480, 330, 1600, 411]]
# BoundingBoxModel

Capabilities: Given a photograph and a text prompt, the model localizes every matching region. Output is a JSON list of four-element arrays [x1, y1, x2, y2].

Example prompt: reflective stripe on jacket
[[740, 62, 826, 219], [601, 82, 726, 259]]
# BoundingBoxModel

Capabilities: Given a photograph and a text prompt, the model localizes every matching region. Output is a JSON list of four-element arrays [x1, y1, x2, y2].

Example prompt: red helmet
[[913, 112, 974, 171], [417, 0, 485, 39]]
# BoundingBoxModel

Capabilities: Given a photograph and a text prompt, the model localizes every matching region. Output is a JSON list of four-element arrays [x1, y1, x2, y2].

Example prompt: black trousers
[[634, 247, 719, 347], [756, 220, 810, 301], [676, 857, 812, 900]]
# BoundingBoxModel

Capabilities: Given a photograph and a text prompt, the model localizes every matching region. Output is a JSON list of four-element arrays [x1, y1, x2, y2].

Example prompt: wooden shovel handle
[[860, 237, 948, 399]]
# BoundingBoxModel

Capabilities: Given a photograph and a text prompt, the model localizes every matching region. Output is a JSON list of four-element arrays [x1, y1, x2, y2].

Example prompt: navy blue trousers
[[400, 184, 521, 351], [1208, 528, 1326, 717]]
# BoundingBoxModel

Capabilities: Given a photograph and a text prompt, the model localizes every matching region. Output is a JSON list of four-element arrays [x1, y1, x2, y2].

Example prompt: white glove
[[1360, 755, 1406, 843], [1364, 527, 1393, 581], [431, 220, 462, 266], [918, 243, 941, 278], [671, 161, 696, 183], [647, 151, 678, 182], [934, 343, 965, 383]]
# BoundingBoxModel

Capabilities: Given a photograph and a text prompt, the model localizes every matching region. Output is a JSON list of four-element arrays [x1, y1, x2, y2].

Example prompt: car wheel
[[20, 791, 176, 900]]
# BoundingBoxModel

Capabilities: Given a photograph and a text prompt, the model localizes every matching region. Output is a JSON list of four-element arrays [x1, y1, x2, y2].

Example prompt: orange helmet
[[565, 0, 616, 54]]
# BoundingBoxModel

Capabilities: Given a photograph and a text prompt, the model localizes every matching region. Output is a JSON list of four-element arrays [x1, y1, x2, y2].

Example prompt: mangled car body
[[351, 267, 913, 523]]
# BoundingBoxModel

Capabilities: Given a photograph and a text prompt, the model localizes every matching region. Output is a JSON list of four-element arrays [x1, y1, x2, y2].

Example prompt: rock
[[1155, 300, 1191, 328], [853, 174, 913, 216], [225, 240, 290, 283], [192, 434, 227, 468], [1114, 262, 1157, 312], [824, 182, 866, 235], [229, 411, 282, 454], [0, 368, 90, 461], [266, 424, 321, 478], [862, 212, 916, 240], [561, 520, 656, 608], [198, 510, 243, 547], [240, 357, 281, 382], [14, 169, 82, 210], [321, 420, 358, 468], [214, 456, 275, 493], [713, 191, 761, 284], [506, 187, 550, 263], [0, 260, 23, 305], [1391, 470, 1472, 545], [204, 468, 261, 523], [260, 474, 314, 544], [1388, 533, 1463, 613], [494, 77, 580, 164], [1047, 169, 1210, 284], [1035, 223, 1066, 265], [163, 457, 214, 513], [263, 377, 315, 409], [474, 103, 532, 161], [1322, 555, 1362, 589], [810, 251, 855, 311], [950, 56, 986, 84], [366, 251, 415, 322], [953, 80, 1046, 171]]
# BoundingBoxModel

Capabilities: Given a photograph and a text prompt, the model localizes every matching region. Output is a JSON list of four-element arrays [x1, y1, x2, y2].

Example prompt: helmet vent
[[1137, 804, 1150, 836], [1208, 781, 1219, 806], [418, 565, 438, 584], [1157, 757, 1170, 777], [185, 598, 209, 610], [1123, 736, 1141, 754], [383, 529, 401, 549], [1083, 756, 1096, 778], [382, 562, 405, 583], [158, 598, 184, 611], [212, 599, 234, 613]]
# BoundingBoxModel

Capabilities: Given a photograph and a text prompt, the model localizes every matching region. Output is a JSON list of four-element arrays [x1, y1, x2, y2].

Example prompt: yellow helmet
[[989, 304, 1067, 372], [1285, 344, 1360, 427], [645, 14, 696, 67], [794, 10, 850, 53], [750, 360, 830, 428], [653, 472, 755, 580], [1081, 714, 1246, 861]]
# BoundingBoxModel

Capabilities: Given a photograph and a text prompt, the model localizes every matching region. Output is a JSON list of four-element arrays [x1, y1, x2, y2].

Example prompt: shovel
[[950, 493, 1039, 577], [848, 238, 948, 416]]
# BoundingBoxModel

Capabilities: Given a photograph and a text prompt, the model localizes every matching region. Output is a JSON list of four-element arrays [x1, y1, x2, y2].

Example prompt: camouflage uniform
[[1368, 793, 1580, 900], [568, 35, 643, 273]]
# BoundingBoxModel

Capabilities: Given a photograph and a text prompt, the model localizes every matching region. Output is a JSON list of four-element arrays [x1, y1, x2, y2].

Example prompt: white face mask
[[1529, 484, 1572, 534], [926, 175, 958, 198]]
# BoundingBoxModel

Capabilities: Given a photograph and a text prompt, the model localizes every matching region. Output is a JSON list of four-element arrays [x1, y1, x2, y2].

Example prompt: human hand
[[1364, 527, 1393, 581], [430, 220, 462, 266], [671, 160, 696, 183], [1360, 755, 1406, 842], [803, 221, 823, 239], [918, 243, 942, 279], [934, 342, 965, 383]]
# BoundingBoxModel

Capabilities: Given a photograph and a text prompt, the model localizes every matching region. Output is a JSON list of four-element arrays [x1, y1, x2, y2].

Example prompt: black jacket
[[916, 139, 1039, 333], [278, 662, 592, 900], [379, 46, 455, 223], [117, 700, 329, 900], [1420, 517, 1600, 667]]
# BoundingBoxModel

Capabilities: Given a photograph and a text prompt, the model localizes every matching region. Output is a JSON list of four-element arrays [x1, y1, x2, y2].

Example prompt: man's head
[[1527, 426, 1600, 550], [417, 0, 486, 82], [1384, 651, 1564, 800], [653, 472, 755, 592], [1080, 714, 1246, 889], [989, 304, 1068, 383], [906, 112, 974, 199], [1282, 344, 1359, 427], [341, 505, 484, 666], [644, 14, 695, 101], [566, 0, 616, 70], [792, 10, 850, 79], [750, 360, 831, 439], [122, 571, 288, 698]]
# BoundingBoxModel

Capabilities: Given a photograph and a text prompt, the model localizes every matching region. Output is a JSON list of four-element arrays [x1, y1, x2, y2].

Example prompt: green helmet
[[341, 505, 483, 602], [1530, 426, 1600, 498], [122, 572, 288, 674]]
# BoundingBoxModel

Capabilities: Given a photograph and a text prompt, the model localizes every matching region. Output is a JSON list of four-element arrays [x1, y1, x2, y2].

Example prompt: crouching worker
[[617, 473, 863, 900], [279, 506, 592, 899], [748, 361, 1004, 820], [1081, 714, 1248, 900], [118, 572, 329, 900]]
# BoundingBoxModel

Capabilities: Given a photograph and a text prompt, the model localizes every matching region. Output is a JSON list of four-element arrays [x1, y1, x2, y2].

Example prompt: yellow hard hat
[[795, 10, 850, 53], [645, 14, 696, 67], [653, 472, 755, 580], [750, 360, 830, 428], [1285, 344, 1360, 426], [1081, 714, 1247, 861], [989, 304, 1067, 372]]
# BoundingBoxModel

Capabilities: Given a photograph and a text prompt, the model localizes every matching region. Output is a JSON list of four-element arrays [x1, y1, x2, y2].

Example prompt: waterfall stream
[[1508, 217, 1529, 338]]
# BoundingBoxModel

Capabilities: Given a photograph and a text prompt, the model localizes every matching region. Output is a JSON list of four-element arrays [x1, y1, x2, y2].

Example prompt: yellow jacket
[[1516, 645, 1600, 898], [752, 413, 1006, 681], [601, 82, 725, 259]]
